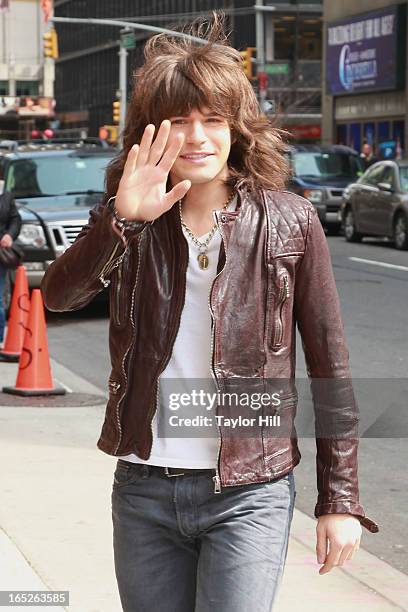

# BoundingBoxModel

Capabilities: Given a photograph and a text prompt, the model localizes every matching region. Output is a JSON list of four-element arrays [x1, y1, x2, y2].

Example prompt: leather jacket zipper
[[99, 241, 126, 288], [272, 274, 289, 349], [114, 264, 122, 326], [208, 211, 229, 494], [112, 231, 145, 454]]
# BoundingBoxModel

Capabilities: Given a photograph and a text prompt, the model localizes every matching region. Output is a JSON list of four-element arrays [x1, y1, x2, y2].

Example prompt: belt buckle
[[164, 466, 185, 477]]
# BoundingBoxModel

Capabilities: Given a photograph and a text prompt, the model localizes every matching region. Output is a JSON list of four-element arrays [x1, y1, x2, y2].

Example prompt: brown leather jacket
[[40, 180, 379, 534]]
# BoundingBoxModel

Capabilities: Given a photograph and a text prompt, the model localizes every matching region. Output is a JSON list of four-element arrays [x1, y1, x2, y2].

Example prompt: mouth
[[180, 153, 214, 160]]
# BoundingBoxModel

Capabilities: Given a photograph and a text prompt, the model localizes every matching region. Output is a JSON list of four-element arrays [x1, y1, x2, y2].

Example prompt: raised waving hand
[[114, 120, 191, 223]]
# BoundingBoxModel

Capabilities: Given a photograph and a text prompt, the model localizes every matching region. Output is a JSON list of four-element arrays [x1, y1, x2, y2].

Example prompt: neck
[[183, 181, 232, 216]]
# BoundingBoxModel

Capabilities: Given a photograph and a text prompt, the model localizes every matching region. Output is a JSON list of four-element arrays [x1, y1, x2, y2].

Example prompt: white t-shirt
[[119, 194, 238, 468]]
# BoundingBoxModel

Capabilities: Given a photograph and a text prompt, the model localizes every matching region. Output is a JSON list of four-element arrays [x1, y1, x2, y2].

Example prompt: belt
[[118, 459, 216, 478]]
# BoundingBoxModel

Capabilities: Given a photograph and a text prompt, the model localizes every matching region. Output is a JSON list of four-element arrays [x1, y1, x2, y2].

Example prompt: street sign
[[265, 63, 289, 75], [121, 31, 136, 50]]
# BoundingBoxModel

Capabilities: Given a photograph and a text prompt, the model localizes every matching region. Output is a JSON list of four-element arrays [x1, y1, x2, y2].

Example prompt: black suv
[[286, 144, 365, 233], [0, 141, 116, 292]]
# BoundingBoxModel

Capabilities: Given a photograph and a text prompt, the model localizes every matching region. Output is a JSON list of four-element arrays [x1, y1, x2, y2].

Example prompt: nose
[[186, 120, 207, 144]]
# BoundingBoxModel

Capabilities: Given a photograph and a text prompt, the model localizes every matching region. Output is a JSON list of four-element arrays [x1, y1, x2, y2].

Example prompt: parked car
[[286, 144, 365, 233], [0, 142, 116, 303], [339, 159, 408, 250]]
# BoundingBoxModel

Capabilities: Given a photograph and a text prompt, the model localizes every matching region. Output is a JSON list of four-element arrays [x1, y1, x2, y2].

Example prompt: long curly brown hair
[[104, 10, 290, 201]]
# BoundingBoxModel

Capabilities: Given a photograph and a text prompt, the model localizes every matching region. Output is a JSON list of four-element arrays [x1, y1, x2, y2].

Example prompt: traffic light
[[99, 125, 119, 144], [112, 100, 121, 124], [43, 28, 58, 59], [240, 47, 256, 80]]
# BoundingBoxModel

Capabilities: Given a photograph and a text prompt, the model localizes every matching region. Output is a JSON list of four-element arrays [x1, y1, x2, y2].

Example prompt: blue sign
[[378, 140, 396, 160], [326, 5, 403, 95]]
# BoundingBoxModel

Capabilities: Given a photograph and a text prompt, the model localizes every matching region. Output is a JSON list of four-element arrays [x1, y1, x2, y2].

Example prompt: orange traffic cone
[[0, 266, 30, 362], [2, 289, 65, 396]]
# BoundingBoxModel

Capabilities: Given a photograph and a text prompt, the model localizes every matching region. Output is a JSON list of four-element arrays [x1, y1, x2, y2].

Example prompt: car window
[[399, 167, 408, 192], [5, 153, 113, 198], [381, 166, 396, 189], [292, 152, 364, 179], [360, 164, 385, 186]]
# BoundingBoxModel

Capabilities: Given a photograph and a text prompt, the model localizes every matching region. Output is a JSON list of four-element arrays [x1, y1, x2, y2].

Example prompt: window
[[5, 153, 113, 199], [398, 167, 408, 192], [381, 166, 396, 189], [360, 164, 384, 186], [16, 81, 39, 96], [293, 151, 363, 179]]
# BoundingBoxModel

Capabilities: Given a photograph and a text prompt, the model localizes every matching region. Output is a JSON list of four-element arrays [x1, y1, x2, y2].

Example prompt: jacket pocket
[[271, 273, 290, 349]]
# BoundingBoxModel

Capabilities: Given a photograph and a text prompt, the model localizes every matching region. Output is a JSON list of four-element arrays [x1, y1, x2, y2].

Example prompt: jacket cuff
[[106, 195, 152, 247], [315, 500, 379, 533]]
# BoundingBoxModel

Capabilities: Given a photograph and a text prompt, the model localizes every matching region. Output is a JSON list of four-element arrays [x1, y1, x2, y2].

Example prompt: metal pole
[[255, 0, 266, 112], [50, 16, 213, 47], [118, 44, 127, 145]]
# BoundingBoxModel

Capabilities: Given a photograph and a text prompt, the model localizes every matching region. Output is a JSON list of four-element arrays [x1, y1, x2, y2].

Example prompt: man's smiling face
[[168, 106, 232, 186]]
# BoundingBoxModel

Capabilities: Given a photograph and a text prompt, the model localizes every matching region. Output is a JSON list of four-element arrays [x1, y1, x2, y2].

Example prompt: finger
[[122, 144, 139, 179], [338, 544, 355, 566], [148, 120, 171, 166], [316, 528, 328, 565], [163, 180, 191, 209], [347, 539, 360, 560], [319, 542, 342, 574], [135, 124, 155, 168], [159, 133, 185, 175]]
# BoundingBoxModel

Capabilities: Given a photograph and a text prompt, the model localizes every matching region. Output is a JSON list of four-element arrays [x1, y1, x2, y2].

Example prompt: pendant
[[197, 253, 209, 270]]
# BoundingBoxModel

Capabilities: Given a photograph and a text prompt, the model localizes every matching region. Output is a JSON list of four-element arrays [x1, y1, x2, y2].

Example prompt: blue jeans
[[0, 266, 7, 343], [111, 461, 296, 612]]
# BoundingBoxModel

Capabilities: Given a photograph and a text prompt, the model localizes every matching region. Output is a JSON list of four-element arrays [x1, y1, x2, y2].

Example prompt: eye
[[171, 119, 187, 125], [206, 117, 222, 122]]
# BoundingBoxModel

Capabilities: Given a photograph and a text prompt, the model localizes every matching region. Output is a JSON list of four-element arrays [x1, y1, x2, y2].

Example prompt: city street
[[1, 0, 408, 610], [44, 233, 408, 575]]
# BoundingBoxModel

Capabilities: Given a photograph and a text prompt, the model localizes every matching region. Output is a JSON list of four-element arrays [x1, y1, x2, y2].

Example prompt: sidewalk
[[0, 358, 407, 612]]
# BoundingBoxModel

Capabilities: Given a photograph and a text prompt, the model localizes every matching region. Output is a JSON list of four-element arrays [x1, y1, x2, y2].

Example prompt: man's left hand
[[0, 233, 13, 248], [316, 513, 362, 574]]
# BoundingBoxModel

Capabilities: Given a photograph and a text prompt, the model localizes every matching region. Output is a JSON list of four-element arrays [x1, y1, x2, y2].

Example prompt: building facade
[[322, 0, 407, 157], [54, 0, 323, 142], [0, 0, 54, 139]]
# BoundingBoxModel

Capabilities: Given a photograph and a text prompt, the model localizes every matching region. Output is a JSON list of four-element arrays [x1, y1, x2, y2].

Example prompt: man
[[0, 191, 21, 348], [360, 142, 378, 170], [41, 12, 379, 612]]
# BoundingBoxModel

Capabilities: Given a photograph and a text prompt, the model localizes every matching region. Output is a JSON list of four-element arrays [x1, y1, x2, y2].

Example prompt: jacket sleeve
[[6, 195, 22, 240], [40, 197, 151, 312], [294, 204, 379, 534]]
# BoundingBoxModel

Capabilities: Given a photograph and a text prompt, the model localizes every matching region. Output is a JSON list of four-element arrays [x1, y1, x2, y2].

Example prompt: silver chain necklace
[[178, 190, 235, 270]]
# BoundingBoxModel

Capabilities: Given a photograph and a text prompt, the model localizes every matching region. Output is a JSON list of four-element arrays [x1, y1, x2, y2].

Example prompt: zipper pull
[[213, 474, 222, 494], [99, 273, 111, 288]]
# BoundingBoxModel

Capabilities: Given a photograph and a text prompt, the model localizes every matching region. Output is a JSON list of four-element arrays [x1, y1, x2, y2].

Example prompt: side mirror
[[377, 182, 393, 192]]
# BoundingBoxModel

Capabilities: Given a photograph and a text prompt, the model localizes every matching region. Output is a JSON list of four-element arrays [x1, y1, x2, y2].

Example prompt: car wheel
[[393, 213, 408, 250], [344, 208, 363, 242]]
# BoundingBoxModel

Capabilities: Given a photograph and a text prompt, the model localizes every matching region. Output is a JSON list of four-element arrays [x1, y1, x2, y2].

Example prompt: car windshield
[[399, 166, 408, 192], [293, 152, 364, 179], [5, 153, 112, 199]]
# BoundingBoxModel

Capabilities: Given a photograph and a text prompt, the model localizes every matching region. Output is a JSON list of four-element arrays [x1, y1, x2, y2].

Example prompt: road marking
[[54, 378, 73, 393], [348, 257, 408, 272]]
